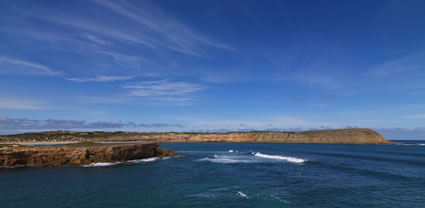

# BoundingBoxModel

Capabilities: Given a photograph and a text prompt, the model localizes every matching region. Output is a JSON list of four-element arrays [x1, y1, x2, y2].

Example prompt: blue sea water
[[1, 142, 425, 208]]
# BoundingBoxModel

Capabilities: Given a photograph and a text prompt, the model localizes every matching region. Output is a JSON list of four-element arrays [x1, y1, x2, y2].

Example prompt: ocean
[[1, 142, 424, 208]]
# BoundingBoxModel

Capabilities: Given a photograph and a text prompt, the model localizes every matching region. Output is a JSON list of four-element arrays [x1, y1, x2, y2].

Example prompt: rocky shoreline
[[0, 142, 177, 168], [0, 128, 395, 168]]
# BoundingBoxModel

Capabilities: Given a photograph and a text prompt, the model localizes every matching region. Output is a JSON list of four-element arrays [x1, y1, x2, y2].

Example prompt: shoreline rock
[[0, 142, 177, 168]]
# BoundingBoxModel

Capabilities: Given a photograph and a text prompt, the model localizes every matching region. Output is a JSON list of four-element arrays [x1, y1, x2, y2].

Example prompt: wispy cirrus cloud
[[0, 56, 133, 83], [122, 80, 204, 105], [124, 80, 204, 96], [0, 57, 60, 75], [90, 0, 234, 55], [65, 75, 134, 82], [85, 34, 110, 46], [367, 53, 425, 77], [22, 0, 232, 56], [1, 0, 234, 84]]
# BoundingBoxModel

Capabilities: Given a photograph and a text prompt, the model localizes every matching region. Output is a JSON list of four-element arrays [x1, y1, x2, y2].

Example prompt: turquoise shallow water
[[1, 142, 425, 208]]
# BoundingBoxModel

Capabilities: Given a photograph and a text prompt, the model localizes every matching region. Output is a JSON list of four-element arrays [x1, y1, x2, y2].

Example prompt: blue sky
[[0, 0, 424, 139]]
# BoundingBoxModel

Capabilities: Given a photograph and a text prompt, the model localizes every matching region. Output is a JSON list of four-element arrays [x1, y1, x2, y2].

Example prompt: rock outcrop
[[0, 142, 177, 168], [0, 128, 394, 144]]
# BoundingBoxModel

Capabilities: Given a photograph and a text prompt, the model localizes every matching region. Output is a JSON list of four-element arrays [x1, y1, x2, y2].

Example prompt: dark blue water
[[1, 142, 425, 208]]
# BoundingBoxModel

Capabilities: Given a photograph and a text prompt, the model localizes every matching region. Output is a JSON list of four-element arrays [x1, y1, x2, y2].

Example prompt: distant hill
[[0, 128, 394, 144]]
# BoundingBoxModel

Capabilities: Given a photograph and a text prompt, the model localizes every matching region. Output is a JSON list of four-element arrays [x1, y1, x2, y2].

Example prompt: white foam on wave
[[82, 162, 121, 167], [228, 150, 234, 152], [269, 194, 291, 204], [197, 154, 256, 164], [83, 156, 166, 167], [128, 157, 159, 163], [254, 152, 305, 163], [237, 191, 248, 198], [198, 157, 249, 164], [397, 143, 425, 146]]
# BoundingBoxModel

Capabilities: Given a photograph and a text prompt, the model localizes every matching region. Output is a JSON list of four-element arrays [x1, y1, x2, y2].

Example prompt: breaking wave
[[82, 162, 121, 167], [254, 152, 306, 163], [197, 155, 255, 164], [237, 191, 248, 198], [197, 152, 306, 164], [83, 157, 167, 167], [128, 157, 160, 163]]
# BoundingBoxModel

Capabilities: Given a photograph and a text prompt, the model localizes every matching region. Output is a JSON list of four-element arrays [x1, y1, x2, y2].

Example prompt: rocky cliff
[[0, 128, 394, 144], [0, 142, 177, 168]]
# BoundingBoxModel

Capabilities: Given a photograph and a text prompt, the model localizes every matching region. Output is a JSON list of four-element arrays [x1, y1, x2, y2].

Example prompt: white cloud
[[50, 17, 157, 48], [122, 80, 204, 105], [95, 50, 152, 64], [0, 97, 45, 110], [0, 57, 60, 75], [124, 80, 204, 96], [1, 1, 234, 83], [85, 34, 110, 45], [367, 53, 425, 77], [23, 0, 232, 56], [0, 117, 184, 132], [65, 75, 134, 82], [90, 0, 234, 55]]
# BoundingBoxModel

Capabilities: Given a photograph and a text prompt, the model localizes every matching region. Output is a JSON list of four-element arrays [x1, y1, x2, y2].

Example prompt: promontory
[[0, 128, 393, 144], [0, 142, 177, 168]]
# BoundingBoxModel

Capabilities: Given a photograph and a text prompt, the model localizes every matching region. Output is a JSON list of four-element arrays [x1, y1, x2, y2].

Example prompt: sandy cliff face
[[0, 128, 394, 144], [95, 129, 393, 144], [246, 128, 391, 144], [0, 143, 177, 168]]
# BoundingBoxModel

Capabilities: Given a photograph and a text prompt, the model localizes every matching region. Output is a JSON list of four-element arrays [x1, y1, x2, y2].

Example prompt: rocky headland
[[0, 142, 177, 168], [0, 128, 394, 144]]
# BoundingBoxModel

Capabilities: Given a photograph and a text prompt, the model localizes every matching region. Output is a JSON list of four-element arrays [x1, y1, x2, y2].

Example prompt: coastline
[[0, 128, 395, 145], [0, 142, 177, 168]]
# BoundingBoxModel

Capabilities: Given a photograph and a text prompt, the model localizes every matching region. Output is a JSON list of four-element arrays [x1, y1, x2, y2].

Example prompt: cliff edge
[[0, 142, 177, 168]]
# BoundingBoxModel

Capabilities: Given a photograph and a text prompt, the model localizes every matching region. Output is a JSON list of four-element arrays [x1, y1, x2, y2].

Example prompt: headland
[[0, 128, 394, 144]]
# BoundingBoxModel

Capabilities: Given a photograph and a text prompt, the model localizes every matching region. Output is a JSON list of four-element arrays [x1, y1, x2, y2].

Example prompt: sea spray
[[254, 152, 305, 163]]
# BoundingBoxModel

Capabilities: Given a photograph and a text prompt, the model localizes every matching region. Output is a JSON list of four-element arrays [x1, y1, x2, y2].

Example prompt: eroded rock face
[[0, 143, 176, 168]]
